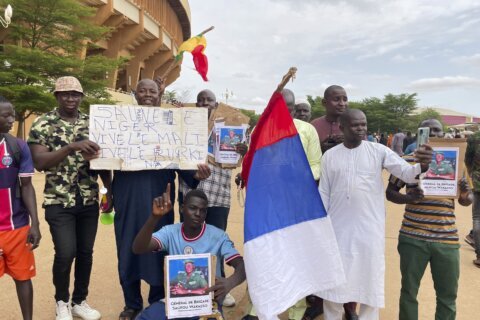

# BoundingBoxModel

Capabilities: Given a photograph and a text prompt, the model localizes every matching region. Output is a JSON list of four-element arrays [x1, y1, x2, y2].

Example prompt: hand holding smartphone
[[417, 127, 430, 147]]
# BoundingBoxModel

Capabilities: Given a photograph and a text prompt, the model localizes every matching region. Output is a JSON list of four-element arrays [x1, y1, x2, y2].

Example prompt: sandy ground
[[1, 169, 479, 319]]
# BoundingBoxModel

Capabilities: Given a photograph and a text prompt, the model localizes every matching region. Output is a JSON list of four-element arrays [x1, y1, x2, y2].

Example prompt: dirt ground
[[1, 170, 479, 319]]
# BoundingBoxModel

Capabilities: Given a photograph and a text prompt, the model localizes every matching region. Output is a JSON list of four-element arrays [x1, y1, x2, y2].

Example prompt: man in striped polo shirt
[[386, 118, 472, 320]]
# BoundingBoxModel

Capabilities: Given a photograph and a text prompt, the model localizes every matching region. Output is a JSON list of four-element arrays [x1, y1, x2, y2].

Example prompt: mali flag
[[176, 35, 208, 81]]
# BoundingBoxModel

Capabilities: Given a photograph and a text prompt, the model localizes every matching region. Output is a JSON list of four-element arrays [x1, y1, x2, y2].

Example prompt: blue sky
[[170, 0, 480, 116]]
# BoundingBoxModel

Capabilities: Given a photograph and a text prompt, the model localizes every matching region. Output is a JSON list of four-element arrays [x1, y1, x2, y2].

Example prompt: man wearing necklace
[[311, 85, 348, 154], [28, 76, 112, 320]]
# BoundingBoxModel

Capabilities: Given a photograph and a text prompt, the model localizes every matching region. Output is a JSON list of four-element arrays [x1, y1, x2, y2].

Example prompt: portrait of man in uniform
[[425, 151, 456, 180], [169, 258, 209, 297]]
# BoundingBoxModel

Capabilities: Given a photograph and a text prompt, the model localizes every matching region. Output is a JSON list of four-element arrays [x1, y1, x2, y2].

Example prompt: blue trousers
[[137, 301, 222, 320]]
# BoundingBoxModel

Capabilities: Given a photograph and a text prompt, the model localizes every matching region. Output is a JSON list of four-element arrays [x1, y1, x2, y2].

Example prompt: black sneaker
[[465, 234, 476, 249]]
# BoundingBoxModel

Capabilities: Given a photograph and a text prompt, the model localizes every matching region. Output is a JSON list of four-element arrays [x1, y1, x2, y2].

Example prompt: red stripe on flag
[[241, 92, 297, 187], [191, 45, 208, 81]]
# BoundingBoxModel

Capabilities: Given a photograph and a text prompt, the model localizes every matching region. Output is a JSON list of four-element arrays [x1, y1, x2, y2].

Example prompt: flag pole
[[160, 26, 215, 80], [197, 26, 215, 37], [276, 67, 297, 93]]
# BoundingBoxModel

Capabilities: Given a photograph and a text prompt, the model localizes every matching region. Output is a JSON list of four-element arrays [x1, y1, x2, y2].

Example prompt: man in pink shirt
[[310, 86, 358, 319], [310, 85, 348, 154]]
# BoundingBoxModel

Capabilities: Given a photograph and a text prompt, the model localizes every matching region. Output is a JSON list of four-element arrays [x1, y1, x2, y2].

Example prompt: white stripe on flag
[[244, 216, 345, 320]]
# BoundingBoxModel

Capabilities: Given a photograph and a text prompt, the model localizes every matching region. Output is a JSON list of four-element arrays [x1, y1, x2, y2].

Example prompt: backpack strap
[[1, 133, 22, 198], [4, 133, 21, 165]]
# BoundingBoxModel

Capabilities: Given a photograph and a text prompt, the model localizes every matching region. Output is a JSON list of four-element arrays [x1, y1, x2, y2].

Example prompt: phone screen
[[417, 127, 430, 147]]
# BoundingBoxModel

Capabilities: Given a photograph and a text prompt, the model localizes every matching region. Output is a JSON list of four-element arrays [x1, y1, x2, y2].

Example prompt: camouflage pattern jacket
[[466, 131, 480, 192], [28, 110, 99, 208], [171, 270, 207, 289]]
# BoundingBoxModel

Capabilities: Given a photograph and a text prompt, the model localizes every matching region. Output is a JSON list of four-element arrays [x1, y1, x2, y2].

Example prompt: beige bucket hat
[[54, 76, 84, 94]]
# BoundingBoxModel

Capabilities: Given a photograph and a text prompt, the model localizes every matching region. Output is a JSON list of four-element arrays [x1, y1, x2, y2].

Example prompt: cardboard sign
[[420, 147, 460, 197], [429, 138, 466, 174], [89, 105, 208, 170], [208, 103, 250, 168], [165, 254, 215, 319], [419, 138, 467, 199], [209, 124, 249, 165]]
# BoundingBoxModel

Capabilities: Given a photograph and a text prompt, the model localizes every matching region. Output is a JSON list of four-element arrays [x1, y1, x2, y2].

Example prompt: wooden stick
[[276, 67, 297, 93], [197, 26, 214, 36], [160, 60, 180, 80]]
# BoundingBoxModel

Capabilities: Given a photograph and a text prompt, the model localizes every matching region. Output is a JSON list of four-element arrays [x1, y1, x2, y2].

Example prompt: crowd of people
[[0, 75, 479, 320], [363, 126, 473, 158]]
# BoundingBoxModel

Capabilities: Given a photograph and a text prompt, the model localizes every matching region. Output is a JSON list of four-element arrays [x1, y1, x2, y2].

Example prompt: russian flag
[[241, 92, 345, 320]]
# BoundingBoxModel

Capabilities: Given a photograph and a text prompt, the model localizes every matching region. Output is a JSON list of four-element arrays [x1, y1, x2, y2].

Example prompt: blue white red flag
[[241, 92, 345, 320]]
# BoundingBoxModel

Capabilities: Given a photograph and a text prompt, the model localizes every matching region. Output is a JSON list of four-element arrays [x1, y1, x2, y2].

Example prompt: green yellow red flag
[[175, 35, 208, 81]]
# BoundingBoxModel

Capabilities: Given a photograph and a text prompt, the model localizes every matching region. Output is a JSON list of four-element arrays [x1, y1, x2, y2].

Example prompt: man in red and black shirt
[[0, 96, 41, 320]]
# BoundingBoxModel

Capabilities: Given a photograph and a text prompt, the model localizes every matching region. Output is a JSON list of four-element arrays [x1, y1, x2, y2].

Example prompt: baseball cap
[[54, 76, 84, 94]]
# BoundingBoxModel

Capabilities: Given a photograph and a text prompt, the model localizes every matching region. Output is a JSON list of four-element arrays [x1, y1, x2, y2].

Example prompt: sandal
[[302, 296, 323, 320], [301, 305, 323, 320], [119, 307, 142, 320]]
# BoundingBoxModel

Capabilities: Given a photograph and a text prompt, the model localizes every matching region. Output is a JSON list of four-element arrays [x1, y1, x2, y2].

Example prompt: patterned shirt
[[465, 131, 480, 192], [389, 174, 458, 244], [310, 115, 342, 143], [179, 163, 232, 208], [28, 110, 99, 208], [0, 138, 34, 231]]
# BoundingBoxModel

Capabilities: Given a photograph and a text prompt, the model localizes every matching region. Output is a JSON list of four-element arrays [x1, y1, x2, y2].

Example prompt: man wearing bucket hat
[[28, 76, 112, 320]]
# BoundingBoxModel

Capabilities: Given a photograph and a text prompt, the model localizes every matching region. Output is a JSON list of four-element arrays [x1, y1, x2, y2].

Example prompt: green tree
[[307, 95, 364, 121], [383, 93, 418, 131], [0, 0, 123, 138], [357, 97, 391, 133], [307, 95, 325, 120], [292, 92, 421, 134], [358, 93, 418, 133], [239, 109, 260, 127], [162, 90, 178, 104], [414, 107, 444, 125]]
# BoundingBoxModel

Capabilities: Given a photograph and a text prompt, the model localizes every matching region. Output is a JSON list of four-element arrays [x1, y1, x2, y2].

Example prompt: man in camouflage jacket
[[28, 76, 112, 320], [465, 131, 480, 267]]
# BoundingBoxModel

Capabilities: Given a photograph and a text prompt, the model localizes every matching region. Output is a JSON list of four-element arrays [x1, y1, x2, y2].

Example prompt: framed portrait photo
[[420, 147, 459, 197], [165, 253, 214, 319]]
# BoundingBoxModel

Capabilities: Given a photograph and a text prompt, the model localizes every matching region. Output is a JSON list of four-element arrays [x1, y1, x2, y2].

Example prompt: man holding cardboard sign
[[178, 89, 248, 308], [110, 79, 211, 320], [386, 118, 472, 320]]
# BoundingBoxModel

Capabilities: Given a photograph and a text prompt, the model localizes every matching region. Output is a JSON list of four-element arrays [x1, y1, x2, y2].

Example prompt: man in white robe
[[317, 109, 432, 320]]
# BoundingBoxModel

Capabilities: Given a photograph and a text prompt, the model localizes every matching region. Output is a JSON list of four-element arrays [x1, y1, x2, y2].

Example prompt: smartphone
[[417, 127, 430, 147]]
